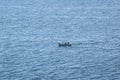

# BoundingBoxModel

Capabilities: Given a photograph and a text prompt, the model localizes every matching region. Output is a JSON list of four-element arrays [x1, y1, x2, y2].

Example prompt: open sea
[[0, 0, 120, 80]]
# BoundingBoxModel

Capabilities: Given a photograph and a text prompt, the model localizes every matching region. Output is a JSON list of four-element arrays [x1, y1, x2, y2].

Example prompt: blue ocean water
[[0, 0, 120, 80]]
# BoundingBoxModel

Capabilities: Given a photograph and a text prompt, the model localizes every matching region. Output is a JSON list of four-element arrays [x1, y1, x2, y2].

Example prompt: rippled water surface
[[0, 0, 120, 80]]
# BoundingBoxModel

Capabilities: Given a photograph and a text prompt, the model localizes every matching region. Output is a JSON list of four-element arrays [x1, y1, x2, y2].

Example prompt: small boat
[[58, 42, 71, 47]]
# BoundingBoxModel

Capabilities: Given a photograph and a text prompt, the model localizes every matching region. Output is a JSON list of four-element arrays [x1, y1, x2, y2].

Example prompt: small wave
[[0, 6, 26, 9]]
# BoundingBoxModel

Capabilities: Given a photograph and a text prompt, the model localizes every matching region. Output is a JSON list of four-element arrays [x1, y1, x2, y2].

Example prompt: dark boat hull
[[58, 43, 71, 47]]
